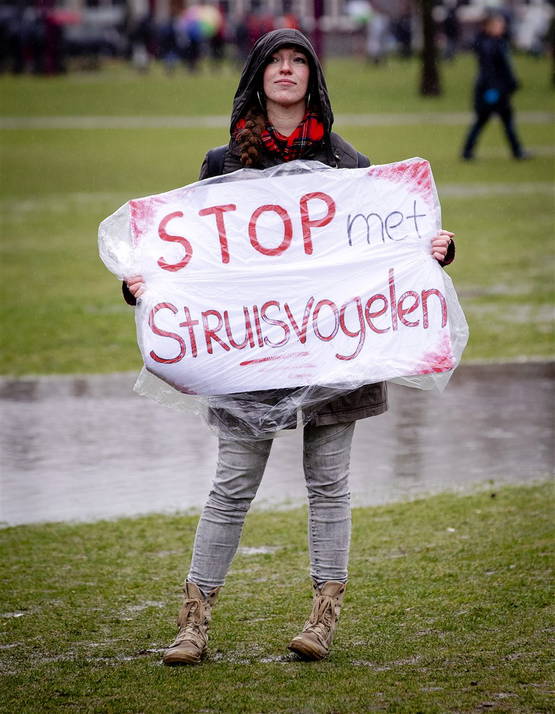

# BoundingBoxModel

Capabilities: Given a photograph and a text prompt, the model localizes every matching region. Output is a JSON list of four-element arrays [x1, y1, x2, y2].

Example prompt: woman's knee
[[201, 489, 254, 525], [306, 481, 351, 503]]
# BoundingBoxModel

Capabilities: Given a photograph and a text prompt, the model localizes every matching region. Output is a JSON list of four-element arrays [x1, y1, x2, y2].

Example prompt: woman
[[125, 29, 454, 665], [461, 12, 527, 160]]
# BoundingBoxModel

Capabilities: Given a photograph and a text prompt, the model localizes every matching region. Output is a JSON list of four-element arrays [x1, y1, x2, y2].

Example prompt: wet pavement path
[[1, 363, 552, 526], [2, 110, 552, 129]]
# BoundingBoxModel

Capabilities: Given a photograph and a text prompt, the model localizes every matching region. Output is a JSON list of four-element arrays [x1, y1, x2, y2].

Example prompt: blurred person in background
[[127, 10, 155, 73], [392, 9, 412, 59], [174, 13, 201, 72], [461, 11, 528, 161], [158, 14, 179, 75], [442, 1, 460, 62], [124, 28, 455, 667], [234, 5, 275, 66], [547, 16, 555, 86], [366, 4, 390, 65], [208, 4, 226, 70], [3, 6, 28, 74], [5, 6, 65, 76], [243, 2, 275, 52], [276, 0, 301, 31]]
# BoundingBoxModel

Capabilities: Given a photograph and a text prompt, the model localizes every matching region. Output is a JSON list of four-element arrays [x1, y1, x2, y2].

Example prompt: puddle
[[259, 654, 296, 663], [128, 601, 166, 611], [210, 651, 253, 664], [122, 601, 166, 615], [352, 655, 422, 671], [0, 363, 553, 526]]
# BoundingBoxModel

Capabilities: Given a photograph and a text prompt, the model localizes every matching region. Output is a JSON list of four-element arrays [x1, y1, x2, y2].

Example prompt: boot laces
[[304, 595, 335, 641], [174, 598, 206, 645]]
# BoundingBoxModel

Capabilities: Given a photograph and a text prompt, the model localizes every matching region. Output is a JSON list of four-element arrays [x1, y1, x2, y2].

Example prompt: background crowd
[[0, 0, 552, 76]]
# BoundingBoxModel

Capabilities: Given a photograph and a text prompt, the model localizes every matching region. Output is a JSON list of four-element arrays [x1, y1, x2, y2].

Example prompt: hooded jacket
[[199, 28, 369, 177], [199, 29, 388, 428]]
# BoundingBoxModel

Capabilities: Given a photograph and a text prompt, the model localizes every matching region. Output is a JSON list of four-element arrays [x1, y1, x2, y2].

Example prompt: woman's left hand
[[431, 230, 454, 262]]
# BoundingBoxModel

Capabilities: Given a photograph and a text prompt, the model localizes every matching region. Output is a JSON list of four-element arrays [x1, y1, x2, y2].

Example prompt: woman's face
[[263, 47, 310, 110], [485, 17, 506, 37]]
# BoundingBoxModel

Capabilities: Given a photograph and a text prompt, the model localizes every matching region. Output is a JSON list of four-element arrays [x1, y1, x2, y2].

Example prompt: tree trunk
[[420, 0, 441, 96], [313, 0, 324, 61]]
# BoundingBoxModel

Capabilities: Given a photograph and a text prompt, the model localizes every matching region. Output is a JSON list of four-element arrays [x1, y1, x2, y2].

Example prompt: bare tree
[[313, 0, 325, 61], [419, 0, 442, 95]]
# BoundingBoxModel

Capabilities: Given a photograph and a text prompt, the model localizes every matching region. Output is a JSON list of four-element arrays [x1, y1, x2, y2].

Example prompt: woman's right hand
[[125, 275, 145, 299]]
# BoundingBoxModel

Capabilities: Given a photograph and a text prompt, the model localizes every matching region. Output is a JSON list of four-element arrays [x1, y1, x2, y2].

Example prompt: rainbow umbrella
[[176, 5, 223, 41], [49, 9, 82, 25], [347, 0, 372, 27]]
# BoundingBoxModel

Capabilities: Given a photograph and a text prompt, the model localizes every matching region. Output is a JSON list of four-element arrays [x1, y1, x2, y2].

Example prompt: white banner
[[99, 158, 468, 397]]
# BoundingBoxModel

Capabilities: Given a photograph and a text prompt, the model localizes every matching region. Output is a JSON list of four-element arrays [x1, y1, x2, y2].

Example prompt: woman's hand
[[431, 230, 454, 262], [125, 275, 145, 299]]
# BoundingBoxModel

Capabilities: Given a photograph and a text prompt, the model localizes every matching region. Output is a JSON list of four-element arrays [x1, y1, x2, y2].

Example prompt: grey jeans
[[187, 421, 356, 594]]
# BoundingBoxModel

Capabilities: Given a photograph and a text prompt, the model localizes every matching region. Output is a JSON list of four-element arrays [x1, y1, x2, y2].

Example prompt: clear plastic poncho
[[98, 158, 468, 439]]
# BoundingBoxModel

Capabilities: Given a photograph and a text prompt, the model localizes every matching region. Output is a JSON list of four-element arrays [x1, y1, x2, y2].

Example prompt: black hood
[[229, 29, 334, 138]]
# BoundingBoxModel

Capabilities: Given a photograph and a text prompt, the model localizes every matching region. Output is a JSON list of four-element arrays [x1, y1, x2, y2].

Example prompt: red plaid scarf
[[236, 111, 325, 162]]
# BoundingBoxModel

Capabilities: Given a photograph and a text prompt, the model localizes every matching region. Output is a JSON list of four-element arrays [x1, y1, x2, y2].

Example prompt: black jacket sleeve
[[439, 240, 455, 267], [122, 280, 136, 306]]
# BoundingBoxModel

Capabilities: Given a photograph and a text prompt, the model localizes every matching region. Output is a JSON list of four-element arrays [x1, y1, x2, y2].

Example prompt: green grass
[[0, 55, 553, 374], [1, 54, 552, 117], [1, 58, 552, 714], [0, 482, 552, 713]]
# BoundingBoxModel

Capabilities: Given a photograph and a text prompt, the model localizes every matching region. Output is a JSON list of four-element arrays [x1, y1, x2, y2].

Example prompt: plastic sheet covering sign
[[99, 158, 468, 398]]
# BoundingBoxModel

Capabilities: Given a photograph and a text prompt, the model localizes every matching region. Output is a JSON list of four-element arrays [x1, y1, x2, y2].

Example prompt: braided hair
[[235, 106, 266, 168]]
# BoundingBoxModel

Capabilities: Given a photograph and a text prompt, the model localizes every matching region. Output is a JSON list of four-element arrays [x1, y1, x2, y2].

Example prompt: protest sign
[[99, 158, 468, 400]]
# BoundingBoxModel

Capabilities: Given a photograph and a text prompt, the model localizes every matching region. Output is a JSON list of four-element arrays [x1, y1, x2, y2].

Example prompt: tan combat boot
[[162, 581, 220, 665], [288, 581, 346, 660]]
